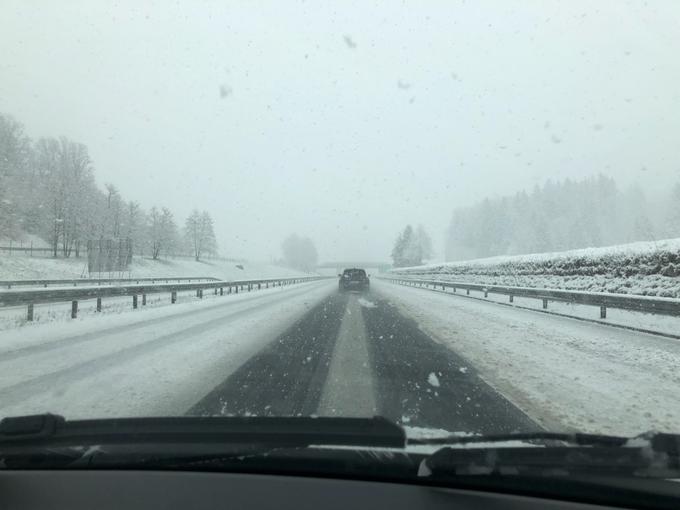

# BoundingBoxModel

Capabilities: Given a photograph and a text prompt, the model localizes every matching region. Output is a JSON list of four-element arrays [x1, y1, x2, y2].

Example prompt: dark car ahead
[[338, 268, 370, 292]]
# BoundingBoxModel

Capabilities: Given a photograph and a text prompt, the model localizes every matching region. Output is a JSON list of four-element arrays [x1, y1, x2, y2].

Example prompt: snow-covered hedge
[[390, 238, 680, 298]]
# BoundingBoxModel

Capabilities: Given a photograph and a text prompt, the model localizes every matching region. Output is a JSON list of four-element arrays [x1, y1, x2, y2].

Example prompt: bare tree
[[1, 110, 217, 266], [148, 207, 178, 260], [122, 201, 146, 255], [0, 114, 32, 240], [58, 138, 97, 257], [184, 210, 217, 261], [103, 183, 123, 240]]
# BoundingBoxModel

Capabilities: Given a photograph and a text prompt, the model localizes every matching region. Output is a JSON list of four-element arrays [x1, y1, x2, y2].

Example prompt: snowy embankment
[[391, 238, 680, 298], [0, 254, 308, 281], [375, 280, 680, 436]]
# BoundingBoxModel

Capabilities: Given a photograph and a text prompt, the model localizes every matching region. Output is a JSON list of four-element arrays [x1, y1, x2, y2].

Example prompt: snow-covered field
[[391, 238, 680, 298], [0, 254, 308, 282], [374, 280, 680, 436]]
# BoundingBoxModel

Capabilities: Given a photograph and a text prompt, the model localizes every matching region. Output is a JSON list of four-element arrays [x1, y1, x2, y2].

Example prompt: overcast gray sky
[[2, 0, 680, 262]]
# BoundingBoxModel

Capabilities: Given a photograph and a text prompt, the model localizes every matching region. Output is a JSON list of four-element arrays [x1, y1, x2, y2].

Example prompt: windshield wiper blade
[[0, 414, 406, 449], [410, 430, 680, 457], [408, 431, 630, 447], [418, 431, 680, 479]]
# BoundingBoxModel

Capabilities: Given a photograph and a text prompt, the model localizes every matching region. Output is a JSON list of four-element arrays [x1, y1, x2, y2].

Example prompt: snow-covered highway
[[1, 278, 679, 437]]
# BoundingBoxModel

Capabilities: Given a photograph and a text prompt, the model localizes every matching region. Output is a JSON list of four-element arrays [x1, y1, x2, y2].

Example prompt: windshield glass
[[1, 0, 680, 489]]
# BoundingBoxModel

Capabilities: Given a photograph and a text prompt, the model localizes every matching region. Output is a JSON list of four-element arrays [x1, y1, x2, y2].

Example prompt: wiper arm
[[408, 431, 630, 447], [418, 431, 680, 479], [410, 430, 680, 456], [0, 414, 406, 450]]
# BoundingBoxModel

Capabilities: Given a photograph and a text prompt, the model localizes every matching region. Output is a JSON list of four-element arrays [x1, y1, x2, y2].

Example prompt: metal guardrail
[[381, 276, 680, 319], [1, 276, 219, 289], [0, 276, 329, 321]]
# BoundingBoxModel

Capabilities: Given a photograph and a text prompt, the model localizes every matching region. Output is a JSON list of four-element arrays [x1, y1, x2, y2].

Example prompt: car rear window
[[344, 269, 366, 278]]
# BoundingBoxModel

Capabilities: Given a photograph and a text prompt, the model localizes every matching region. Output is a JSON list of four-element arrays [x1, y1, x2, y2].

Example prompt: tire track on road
[[361, 293, 541, 434], [187, 292, 346, 416]]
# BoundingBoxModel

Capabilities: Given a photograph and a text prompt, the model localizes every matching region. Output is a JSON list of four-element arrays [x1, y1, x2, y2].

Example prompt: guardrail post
[[258, 283, 261, 290], [171, 291, 177, 304], [509, 295, 514, 303], [199, 289, 203, 299], [466, 289, 470, 295], [266, 282, 269, 288], [142, 294, 147, 306], [220, 287, 223, 296], [96, 297, 102, 312], [484, 290, 488, 298], [453, 287, 456, 293], [600, 306, 607, 319], [235, 285, 239, 294], [214, 288, 218, 295], [196, 289, 200, 297], [542, 298, 548, 309], [27, 304, 34, 321], [71, 301, 78, 318], [133, 295, 138, 309]]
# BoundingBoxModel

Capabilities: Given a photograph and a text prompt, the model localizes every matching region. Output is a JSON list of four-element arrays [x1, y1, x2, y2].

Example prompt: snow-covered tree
[[148, 207, 178, 260], [443, 175, 662, 260], [121, 201, 147, 255], [391, 224, 432, 267], [664, 182, 680, 238], [184, 210, 217, 261], [0, 110, 221, 264], [415, 225, 433, 262], [281, 234, 318, 271], [0, 113, 32, 240]]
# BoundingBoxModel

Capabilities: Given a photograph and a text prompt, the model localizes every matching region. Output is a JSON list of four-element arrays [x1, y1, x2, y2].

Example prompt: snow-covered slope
[[391, 238, 680, 298], [0, 255, 309, 281]]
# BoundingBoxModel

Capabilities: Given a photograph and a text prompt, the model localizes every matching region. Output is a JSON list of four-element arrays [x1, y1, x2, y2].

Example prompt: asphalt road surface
[[189, 287, 540, 434]]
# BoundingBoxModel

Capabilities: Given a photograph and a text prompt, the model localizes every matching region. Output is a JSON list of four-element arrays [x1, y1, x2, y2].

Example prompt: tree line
[[444, 174, 680, 261], [0, 112, 217, 261]]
